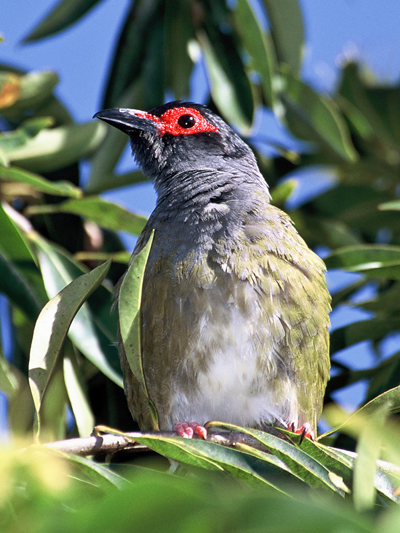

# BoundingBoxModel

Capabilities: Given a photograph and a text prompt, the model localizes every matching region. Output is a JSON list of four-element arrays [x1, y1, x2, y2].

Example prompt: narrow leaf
[[280, 68, 358, 162], [234, 0, 276, 106], [263, 0, 304, 73], [63, 341, 95, 437], [197, 30, 253, 134], [30, 235, 122, 386], [26, 196, 147, 235], [119, 230, 157, 425], [22, 0, 103, 43], [0, 165, 82, 198], [29, 260, 112, 416]]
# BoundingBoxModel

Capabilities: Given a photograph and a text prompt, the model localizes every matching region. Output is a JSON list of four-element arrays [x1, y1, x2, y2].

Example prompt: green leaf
[[234, 0, 276, 107], [353, 402, 390, 511], [330, 317, 400, 353], [63, 341, 95, 437], [26, 196, 147, 235], [379, 200, 400, 211], [197, 30, 253, 134], [22, 0, 104, 43], [0, 203, 46, 319], [29, 259, 112, 421], [325, 244, 400, 279], [262, 0, 304, 74], [209, 423, 344, 494], [8, 121, 107, 173], [0, 117, 54, 163], [0, 165, 82, 198], [280, 68, 358, 162], [119, 230, 158, 426], [164, 0, 194, 99], [134, 434, 295, 493], [29, 234, 122, 387], [0, 71, 59, 118], [270, 179, 297, 206]]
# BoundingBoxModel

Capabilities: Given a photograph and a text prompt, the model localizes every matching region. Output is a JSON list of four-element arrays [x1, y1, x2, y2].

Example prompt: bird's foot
[[290, 422, 314, 442], [175, 422, 207, 439]]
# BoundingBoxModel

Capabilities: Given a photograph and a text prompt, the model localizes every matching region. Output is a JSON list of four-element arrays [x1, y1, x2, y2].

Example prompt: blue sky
[[2, 0, 400, 414]]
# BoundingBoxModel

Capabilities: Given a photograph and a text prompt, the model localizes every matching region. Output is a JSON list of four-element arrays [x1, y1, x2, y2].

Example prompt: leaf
[[330, 317, 400, 353], [22, 0, 104, 43], [270, 179, 297, 206], [379, 200, 400, 211], [164, 0, 194, 99], [325, 244, 400, 279], [7, 121, 107, 173], [197, 30, 253, 134], [63, 341, 95, 437], [29, 260, 112, 422], [280, 68, 358, 162], [234, 0, 276, 107], [101, 0, 161, 108], [0, 203, 46, 320], [0, 71, 59, 118], [262, 0, 304, 74], [133, 434, 296, 493], [26, 196, 147, 235], [208, 423, 344, 494], [0, 165, 82, 198], [353, 402, 390, 511], [29, 234, 122, 387], [119, 230, 158, 426]]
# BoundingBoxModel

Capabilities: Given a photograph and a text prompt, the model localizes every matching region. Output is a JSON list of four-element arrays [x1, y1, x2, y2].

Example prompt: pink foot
[[175, 422, 207, 439], [290, 422, 314, 441]]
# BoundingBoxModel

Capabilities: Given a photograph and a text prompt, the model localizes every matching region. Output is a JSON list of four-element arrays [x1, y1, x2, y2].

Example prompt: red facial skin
[[135, 107, 219, 136]]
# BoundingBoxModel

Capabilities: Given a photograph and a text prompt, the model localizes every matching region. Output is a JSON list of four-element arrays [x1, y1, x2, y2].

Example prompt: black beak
[[94, 108, 158, 135]]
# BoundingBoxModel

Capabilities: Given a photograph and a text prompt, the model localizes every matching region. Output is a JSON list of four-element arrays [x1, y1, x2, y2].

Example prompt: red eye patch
[[134, 107, 218, 136]]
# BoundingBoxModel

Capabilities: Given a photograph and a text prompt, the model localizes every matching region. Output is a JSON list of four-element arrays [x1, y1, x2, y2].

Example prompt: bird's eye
[[178, 114, 196, 129]]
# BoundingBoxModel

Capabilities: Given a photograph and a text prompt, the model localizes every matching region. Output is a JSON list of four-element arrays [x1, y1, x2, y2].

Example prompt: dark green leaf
[[280, 68, 358, 162], [22, 0, 104, 43], [262, 0, 304, 74], [325, 245, 400, 279], [234, 0, 276, 107], [197, 30, 253, 133]]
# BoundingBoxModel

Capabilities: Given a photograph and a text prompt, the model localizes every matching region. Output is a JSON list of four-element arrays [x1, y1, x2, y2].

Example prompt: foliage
[[1, 0, 400, 529]]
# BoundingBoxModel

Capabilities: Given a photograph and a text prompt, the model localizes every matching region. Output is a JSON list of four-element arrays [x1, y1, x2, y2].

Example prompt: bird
[[94, 101, 330, 440]]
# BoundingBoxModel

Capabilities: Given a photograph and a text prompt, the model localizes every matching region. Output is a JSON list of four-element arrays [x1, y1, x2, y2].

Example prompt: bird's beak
[[94, 108, 158, 135]]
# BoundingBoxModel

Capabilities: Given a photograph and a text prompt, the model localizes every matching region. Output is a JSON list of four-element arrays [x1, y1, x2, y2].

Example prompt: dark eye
[[178, 114, 196, 128]]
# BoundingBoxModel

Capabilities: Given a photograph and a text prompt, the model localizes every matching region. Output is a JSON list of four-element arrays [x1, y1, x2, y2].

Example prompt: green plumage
[[119, 198, 330, 435]]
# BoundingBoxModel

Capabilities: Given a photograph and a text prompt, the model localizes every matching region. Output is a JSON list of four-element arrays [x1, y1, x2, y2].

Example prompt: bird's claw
[[290, 422, 314, 442], [175, 422, 207, 439]]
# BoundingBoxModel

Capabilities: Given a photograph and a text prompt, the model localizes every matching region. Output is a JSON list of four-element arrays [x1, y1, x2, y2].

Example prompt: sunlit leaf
[[29, 234, 122, 387], [26, 196, 147, 235], [8, 121, 107, 173], [63, 341, 95, 437], [325, 244, 400, 279], [29, 260, 112, 423], [0, 165, 82, 198], [119, 230, 157, 426]]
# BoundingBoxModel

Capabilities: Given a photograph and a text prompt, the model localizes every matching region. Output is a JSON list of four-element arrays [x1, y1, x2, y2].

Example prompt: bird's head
[[94, 102, 263, 200]]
